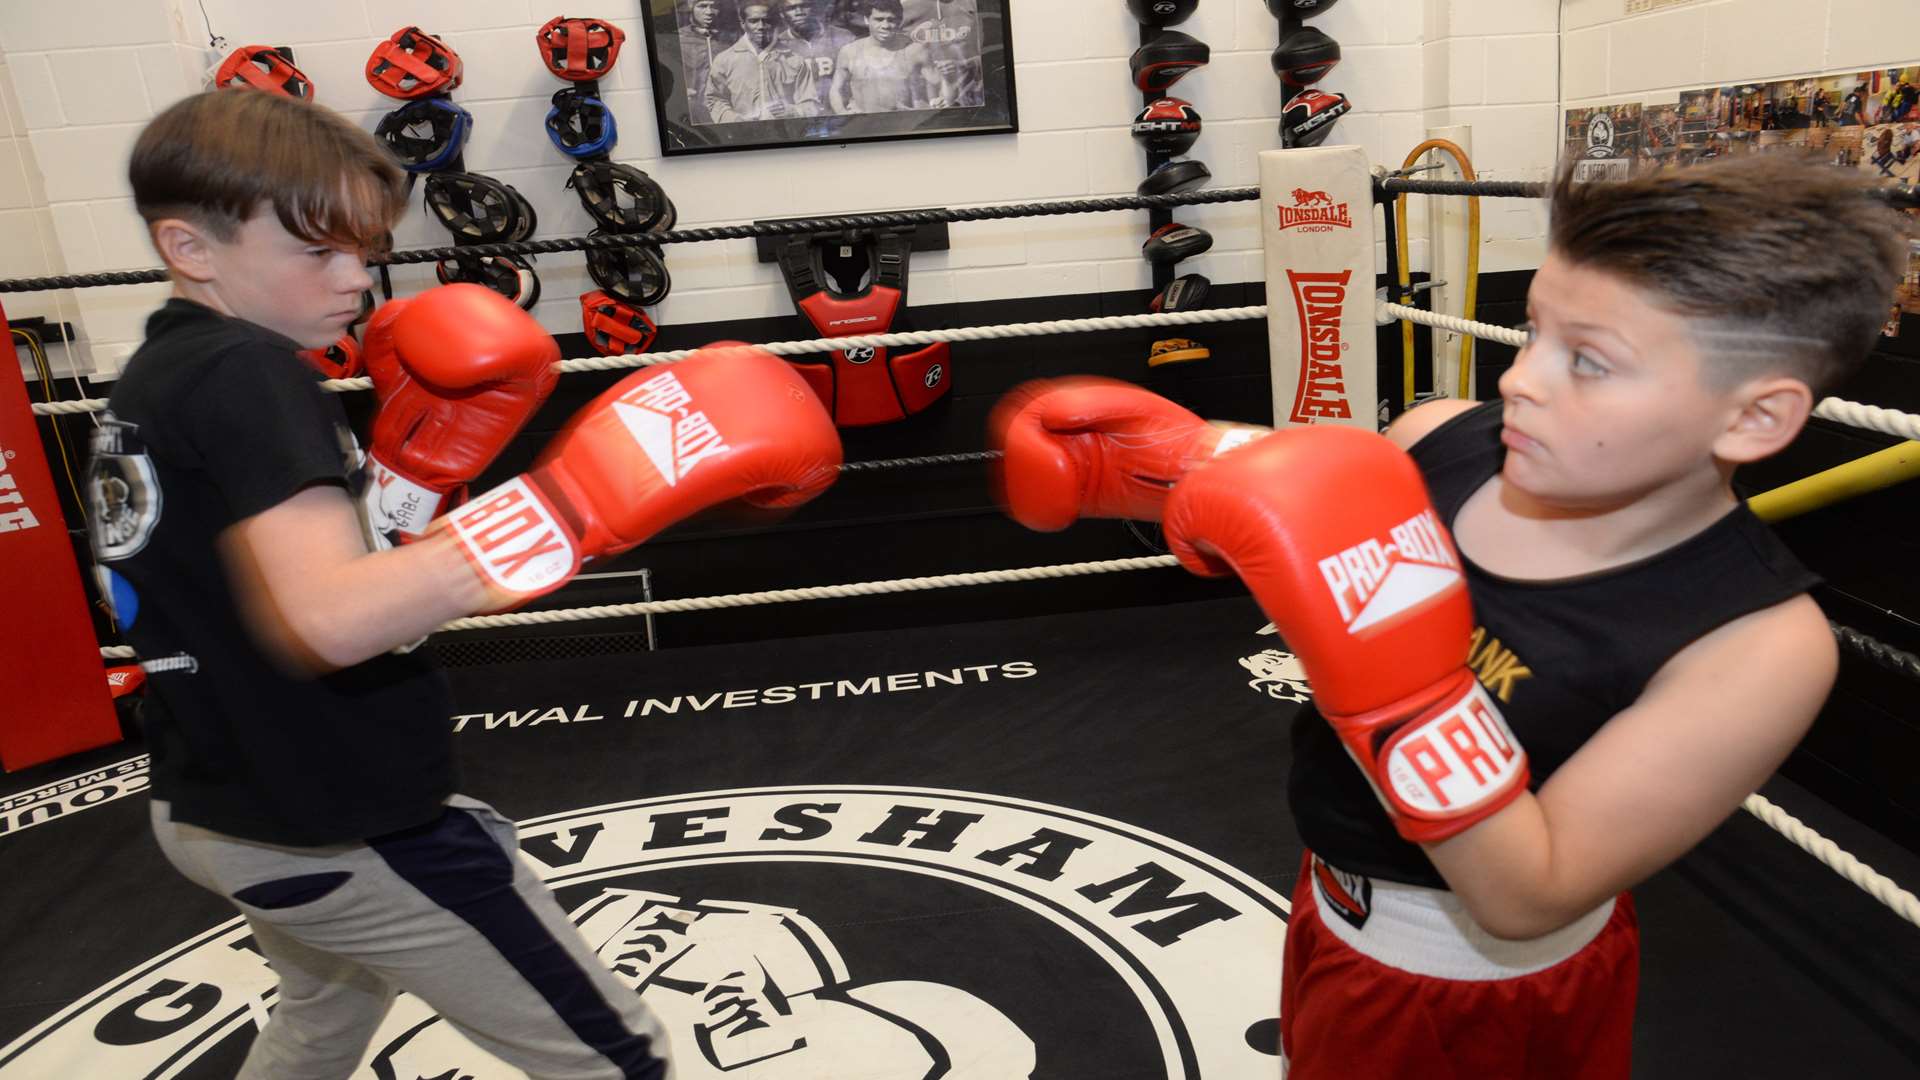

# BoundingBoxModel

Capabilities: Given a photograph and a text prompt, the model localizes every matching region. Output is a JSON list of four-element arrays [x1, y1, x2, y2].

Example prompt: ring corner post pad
[[1258, 145, 1377, 431], [0, 303, 123, 771]]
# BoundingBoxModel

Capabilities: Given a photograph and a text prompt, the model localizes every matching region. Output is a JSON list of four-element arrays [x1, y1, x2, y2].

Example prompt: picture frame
[[639, 0, 1019, 157]]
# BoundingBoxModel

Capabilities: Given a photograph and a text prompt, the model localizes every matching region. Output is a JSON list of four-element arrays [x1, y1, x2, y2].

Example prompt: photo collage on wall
[[1567, 66, 1920, 335]]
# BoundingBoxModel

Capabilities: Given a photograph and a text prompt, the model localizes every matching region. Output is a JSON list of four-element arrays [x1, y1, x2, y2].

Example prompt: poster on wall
[[1563, 65, 1920, 335], [641, 0, 1019, 157]]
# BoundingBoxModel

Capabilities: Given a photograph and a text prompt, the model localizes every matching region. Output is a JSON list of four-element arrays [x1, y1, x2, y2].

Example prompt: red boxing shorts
[[1281, 850, 1638, 1079]]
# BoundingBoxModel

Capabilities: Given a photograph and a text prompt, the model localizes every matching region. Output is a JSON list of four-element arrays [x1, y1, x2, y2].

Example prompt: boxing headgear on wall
[[215, 46, 315, 99], [366, 26, 464, 99], [375, 97, 472, 172], [535, 15, 626, 81]]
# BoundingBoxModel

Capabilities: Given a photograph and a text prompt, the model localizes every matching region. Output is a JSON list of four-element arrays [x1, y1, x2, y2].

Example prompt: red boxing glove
[[988, 376, 1266, 530], [361, 284, 560, 542], [445, 344, 842, 603], [1163, 427, 1528, 843]]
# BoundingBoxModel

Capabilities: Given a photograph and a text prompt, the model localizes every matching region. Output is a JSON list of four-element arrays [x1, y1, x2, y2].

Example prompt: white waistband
[[1308, 855, 1615, 981]]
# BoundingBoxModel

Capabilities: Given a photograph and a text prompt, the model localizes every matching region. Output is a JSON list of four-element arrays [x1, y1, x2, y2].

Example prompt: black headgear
[[585, 232, 672, 307], [568, 161, 676, 233], [435, 254, 542, 310], [423, 172, 533, 243], [545, 86, 619, 159], [375, 97, 472, 173]]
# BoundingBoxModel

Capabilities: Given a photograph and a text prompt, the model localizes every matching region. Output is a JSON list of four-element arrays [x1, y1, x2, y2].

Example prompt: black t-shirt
[[1288, 402, 1819, 888], [87, 298, 455, 846]]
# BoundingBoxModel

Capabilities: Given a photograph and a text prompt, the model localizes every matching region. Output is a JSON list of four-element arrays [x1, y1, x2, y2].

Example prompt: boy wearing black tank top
[[1274, 155, 1913, 1076]]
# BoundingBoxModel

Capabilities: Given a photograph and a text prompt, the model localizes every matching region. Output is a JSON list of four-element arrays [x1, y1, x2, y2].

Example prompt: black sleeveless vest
[[1288, 401, 1819, 888]]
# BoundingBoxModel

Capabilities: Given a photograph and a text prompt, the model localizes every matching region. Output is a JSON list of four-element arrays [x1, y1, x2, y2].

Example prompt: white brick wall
[[28, 0, 1896, 377], [1563, 0, 1920, 108]]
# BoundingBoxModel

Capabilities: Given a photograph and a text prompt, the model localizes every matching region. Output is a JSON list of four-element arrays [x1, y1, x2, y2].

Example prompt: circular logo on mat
[[0, 788, 1288, 1078]]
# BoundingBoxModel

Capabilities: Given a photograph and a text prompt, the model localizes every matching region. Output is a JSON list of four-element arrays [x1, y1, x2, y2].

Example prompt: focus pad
[[1272, 26, 1341, 86], [1283, 88, 1351, 147], [1131, 30, 1209, 92], [1132, 98, 1202, 156], [1151, 273, 1210, 313], [1138, 158, 1211, 197], [1142, 222, 1212, 264], [1127, 0, 1198, 27]]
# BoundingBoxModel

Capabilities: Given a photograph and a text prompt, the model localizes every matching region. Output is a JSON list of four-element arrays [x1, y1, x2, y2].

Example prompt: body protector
[[776, 229, 949, 427]]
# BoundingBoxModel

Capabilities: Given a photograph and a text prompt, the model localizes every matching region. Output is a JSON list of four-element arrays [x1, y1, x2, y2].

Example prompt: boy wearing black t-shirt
[[93, 89, 678, 1079]]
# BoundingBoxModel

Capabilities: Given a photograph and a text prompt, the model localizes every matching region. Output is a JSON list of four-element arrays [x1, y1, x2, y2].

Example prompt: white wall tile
[[1201, 49, 1282, 123], [1560, 0, 1618, 33], [0, 136, 47, 211], [1017, 60, 1139, 132], [48, 49, 153, 127], [0, 208, 54, 281], [1444, 38, 1483, 105], [92, 198, 157, 272], [1421, 40, 1448, 108], [953, 259, 1102, 303], [194, 0, 373, 44], [31, 123, 144, 202], [136, 45, 200, 112], [1561, 27, 1608, 101], [1309, 0, 1426, 47], [1319, 44, 1424, 115], [9, 54, 65, 132], [1444, 103, 1558, 177], [905, 268, 955, 308], [655, 282, 791, 325], [947, 218, 1028, 269], [0, 63, 21, 139], [352, 0, 527, 35], [1025, 215, 1143, 264], [1706, 0, 1826, 85], [1010, 0, 1086, 63], [0, 1, 172, 53], [1097, 256, 1154, 295], [48, 202, 100, 275], [1447, 0, 1558, 39], [1827, 0, 1920, 73], [1485, 34, 1558, 105], [1607, 7, 1707, 95], [438, 27, 555, 104]]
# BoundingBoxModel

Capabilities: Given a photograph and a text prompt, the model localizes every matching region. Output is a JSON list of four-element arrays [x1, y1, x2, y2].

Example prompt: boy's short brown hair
[[129, 89, 405, 254], [1548, 153, 1912, 394]]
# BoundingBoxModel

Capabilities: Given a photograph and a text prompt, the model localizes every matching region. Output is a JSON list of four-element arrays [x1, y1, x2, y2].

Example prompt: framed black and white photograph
[[641, 0, 1017, 156]]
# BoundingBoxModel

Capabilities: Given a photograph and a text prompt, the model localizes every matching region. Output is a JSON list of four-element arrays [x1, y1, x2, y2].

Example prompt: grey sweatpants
[[150, 796, 672, 1079]]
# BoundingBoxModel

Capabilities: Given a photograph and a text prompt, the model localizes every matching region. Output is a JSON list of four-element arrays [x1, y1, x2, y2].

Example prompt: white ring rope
[[437, 554, 1182, 631], [28, 306, 1270, 414], [1380, 302, 1920, 441], [1743, 793, 1920, 928], [92, 552, 1920, 928]]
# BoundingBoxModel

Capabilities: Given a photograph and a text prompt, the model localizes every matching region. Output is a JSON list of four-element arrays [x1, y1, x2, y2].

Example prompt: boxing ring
[[3, 147, 1919, 1076]]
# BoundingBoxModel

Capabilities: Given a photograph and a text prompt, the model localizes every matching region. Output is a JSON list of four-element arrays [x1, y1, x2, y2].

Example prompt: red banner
[[0, 305, 120, 770]]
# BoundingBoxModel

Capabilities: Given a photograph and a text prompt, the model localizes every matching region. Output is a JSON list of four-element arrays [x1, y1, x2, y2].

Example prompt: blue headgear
[[375, 96, 471, 173], [545, 87, 618, 159]]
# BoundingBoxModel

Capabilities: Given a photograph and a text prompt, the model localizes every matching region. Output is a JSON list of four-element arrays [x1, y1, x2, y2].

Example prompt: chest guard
[[777, 229, 950, 427]]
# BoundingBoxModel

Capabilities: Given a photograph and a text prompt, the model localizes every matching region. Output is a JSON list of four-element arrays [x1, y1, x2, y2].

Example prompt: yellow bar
[[1748, 440, 1920, 523]]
